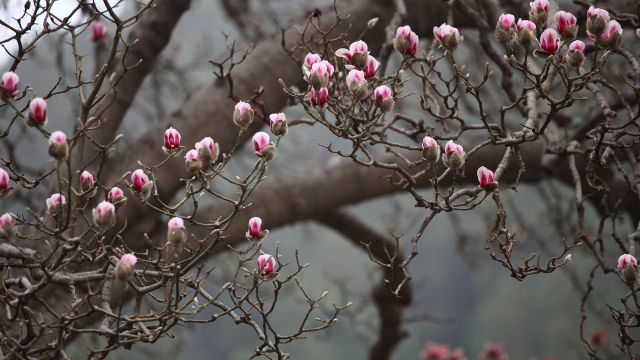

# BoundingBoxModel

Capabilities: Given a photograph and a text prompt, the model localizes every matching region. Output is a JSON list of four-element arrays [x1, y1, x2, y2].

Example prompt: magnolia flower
[[0, 213, 15, 239], [185, 149, 203, 173], [363, 55, 379, 78], [421, 342, 451, 360], [246, 216, 268, 241], [163, 127, 181, 152], [529, 0, 549, 25], [433, 23, 463, 50], [310, 87, 328, 107], [93, 201, 116, 229], [496, 14, 516, 43], [46, 193, 66, 216], [421, 136, 440, 166], [233, 101, 254, 128], [591, 330, 607, 347], [89, 20, 108, 42], [28, 98, 47, 126], [599, 20, 623, 49], [566, 40, 586, 67], [1, 71, 19, 97], [115, 253, 137, 281], [443, 140, 465, 170], [252, 131, 274, 160], [269, 113, 288, 136], [0, 168, 9, 194], [108, 186, 127, 207], [515, 19, 536, 47], [195, 136, 219, 164], [618, 254, 637, 271], [48, 131, 69, 161], [79, 170, 95, 195], [477, 166, 498, 191], [586, 6, 610, 37], [307, 60, 334, 89], [302, 53, 322, 75], [167, 216, 187, 250], [539, 28, 559, 53], [570, 40, 586, 52], [80, 170, 94, 189], [393, 25, 419, 57], [257, 253, 276, 277], [345, 70, 368, 99], [373, 85, 394, 112], [555, 11, 577, 40], [498, 13, 515, 29], [480, 343, 508, 360], [618, 253, 638, 284], [335, 40, 369, 69], [131, 169, 152, 200]]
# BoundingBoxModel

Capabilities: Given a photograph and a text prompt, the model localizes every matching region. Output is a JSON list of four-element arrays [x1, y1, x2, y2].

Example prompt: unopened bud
[[48, 131, 69, 161], [115, 253, 137, 282]]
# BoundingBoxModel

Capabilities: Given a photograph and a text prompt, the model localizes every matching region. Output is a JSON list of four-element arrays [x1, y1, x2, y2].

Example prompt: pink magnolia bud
[[477, 166, 498, 192], [195, 136, 219, 164], [252, 131, 274, 160], [46, 193, 66, 216], [569, 40, 585, 52], [302, 53, 322, 75], [499, 13, 515, 29], [233, 101, 254, 128], [0, 168, 9, 194], [1, 71, 19, 98], [185, 149, 203, 173], [346, 70, 368, 99], [394, 25, 419, 57], [307, 60, 334, 89], [591, 330, 607, 347], [89, 20, 108, 42], [618, 254, 637, 270], [555, 11, 577, 41], [116, 253, 137, 281], [48, 131, 69, 161], [515, 19, 536, 47], [599, 20, 623, 49], [433, 23, 463, 51], [586, 6, 610, 38], [93, 201, 116, 229], [363, 55, 379, 78], [539, 28, 559, 53], [28, 98, 47, 126], [131, 169, 152, 200], [421, 342, 465, 360], [163, 127, 181, 152], [310, 87, 328, 107], [246, 216, 269, 241], [496, 14, 516, 43], [108, 186, 127, 207], [373, 85, 394, 112], [529, 0, 549, 25], [0, 213, 15, 239], [421, 136, 440, 166], [167, 216, 187, 249], [335, 40, 369, 69], [269, 113, 288, 136], [566, 40, 586, 67], [443, 140, 465, 170], [79, 170, 95, 194], [481, 344, 508, 360], [257, 253, 276, 277]]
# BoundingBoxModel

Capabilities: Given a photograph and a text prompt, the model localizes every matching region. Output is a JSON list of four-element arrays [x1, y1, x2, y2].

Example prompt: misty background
[[3, 0, 633, 358]]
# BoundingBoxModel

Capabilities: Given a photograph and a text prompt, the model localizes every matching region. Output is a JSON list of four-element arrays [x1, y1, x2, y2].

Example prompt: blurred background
[[3, 0, 635, 358]]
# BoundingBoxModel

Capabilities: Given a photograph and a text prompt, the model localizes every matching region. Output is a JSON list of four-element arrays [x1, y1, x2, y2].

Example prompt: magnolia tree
[[0, 0, 639, 359]]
